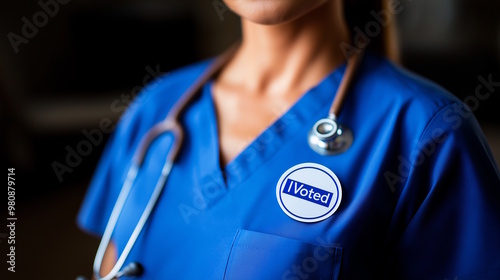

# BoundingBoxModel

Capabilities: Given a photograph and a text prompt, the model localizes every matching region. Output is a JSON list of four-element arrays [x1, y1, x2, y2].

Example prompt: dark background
[[0, 0, 499, 279]]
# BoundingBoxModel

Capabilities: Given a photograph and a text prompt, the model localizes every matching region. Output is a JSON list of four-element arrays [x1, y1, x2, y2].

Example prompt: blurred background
[[0, 0, 499, 279]]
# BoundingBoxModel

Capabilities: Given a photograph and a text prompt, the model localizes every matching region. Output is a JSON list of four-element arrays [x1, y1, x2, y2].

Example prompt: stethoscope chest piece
[[308, 116, 353, 155]]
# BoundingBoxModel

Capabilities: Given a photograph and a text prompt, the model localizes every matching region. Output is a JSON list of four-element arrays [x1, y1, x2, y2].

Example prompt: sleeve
[[76, 104, 142, 236], [385, 103, 500, 279]]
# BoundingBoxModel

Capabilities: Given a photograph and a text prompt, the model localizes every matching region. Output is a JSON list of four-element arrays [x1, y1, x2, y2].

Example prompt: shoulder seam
[[415, 102, 461, 145]]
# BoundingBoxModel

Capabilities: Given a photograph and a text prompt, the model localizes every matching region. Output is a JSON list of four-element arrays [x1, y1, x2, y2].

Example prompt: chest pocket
[[223, 229, 342, 280]]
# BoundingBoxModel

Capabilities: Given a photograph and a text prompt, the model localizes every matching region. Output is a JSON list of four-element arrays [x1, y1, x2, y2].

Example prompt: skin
[[214, 0, 350, 166], [99, 0, 351, 276], [98, 246, 117, 278]]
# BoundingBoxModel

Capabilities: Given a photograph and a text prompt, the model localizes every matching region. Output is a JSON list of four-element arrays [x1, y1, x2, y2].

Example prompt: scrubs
[[78, 52, 500, 279]]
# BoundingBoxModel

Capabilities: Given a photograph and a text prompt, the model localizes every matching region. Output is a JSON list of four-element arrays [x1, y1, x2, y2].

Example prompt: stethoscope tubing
[[92, 45, 239, 280], [329, 50, 364, 119], [91, 44, 363, 279], [93, 165, 138, 279], [93, 162, 173, 280]]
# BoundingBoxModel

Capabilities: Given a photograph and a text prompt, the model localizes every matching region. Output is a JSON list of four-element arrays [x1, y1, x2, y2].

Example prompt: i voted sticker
[[276, 163, 342, 223]]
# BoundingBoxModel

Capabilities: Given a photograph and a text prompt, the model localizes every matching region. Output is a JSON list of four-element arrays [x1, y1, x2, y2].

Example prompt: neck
[[219, 1, 350, 96]]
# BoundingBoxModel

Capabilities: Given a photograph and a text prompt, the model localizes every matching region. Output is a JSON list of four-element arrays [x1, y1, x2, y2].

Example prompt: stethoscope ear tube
[[90, 44, 239, 280], [92, 164, 140, 280]]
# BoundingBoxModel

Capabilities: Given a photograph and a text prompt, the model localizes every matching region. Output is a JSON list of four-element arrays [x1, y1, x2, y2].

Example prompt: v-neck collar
[[199, 63, 346, 191]]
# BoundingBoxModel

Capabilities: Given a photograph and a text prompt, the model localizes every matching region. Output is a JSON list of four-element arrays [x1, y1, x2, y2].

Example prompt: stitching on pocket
[[234, 244, 268, 251]]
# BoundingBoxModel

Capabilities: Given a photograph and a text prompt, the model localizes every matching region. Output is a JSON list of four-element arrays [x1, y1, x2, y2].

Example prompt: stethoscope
[[78, 46, 364, 280]]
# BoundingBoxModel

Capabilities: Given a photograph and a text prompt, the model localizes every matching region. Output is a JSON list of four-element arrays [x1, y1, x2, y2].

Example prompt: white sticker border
[[276, 162, 342, 223]]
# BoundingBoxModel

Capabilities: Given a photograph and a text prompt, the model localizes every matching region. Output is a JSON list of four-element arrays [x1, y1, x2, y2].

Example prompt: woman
[[78, 0, 500, 279]]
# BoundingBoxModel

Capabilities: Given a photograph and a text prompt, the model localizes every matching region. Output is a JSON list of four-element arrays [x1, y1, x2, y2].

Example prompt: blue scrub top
[[78, 52, 500, 279]]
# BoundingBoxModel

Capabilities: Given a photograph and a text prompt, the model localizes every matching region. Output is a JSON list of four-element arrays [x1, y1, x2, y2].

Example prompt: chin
[[223, 0, 330, 25]]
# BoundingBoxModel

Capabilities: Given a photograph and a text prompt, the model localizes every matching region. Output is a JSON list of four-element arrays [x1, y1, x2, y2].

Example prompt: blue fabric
[[77, 52, 500, 279]]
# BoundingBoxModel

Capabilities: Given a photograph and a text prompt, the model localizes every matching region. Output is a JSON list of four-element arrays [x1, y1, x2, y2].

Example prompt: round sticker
[[276, 163, 342, 223]]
